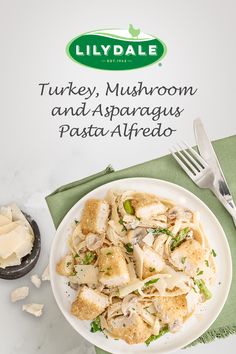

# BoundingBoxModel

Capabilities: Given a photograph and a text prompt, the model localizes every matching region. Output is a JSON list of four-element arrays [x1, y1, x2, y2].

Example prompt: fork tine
[[182, 141, 208, 168], [174, 147, 198, 175], [177, 142, 203, 171], [170, 148, 196, 178]]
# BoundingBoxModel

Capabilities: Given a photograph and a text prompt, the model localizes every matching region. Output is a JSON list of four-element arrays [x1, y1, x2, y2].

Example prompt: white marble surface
[[1, 0, 236, 353]]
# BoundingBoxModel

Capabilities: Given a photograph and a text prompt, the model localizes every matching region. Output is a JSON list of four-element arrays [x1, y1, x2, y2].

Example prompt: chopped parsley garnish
[[211, 249, 217, 257], [124, 243, 133, 253], [66, 262, 71, 267], [149, 267, 156, 272], [194, 279, 212, 300], [170, 227, 190, 251], [181, 257, 187, 264], [144, 278, 160, 287], [90, 317, 102, 333], [119, 218, 127, 231], [149, 228, 173, 237], [145, 326, 169, 346], [205, 260, 209, 267], [82, 251, 96, 265], [74, 253, 79, 258], [74, 219, 79, 225], [192, 286, 197, 293], [106, 252, 112, 256], [123, 200, 135, 215], [196, 269, 204, 276]]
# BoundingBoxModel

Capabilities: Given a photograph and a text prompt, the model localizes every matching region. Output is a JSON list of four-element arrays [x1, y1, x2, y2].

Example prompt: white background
[[0, 0, 236, 353]]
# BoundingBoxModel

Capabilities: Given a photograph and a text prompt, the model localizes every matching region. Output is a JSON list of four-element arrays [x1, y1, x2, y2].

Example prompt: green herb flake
[[123, 200, 135, 215], [205, 260, 209, 267], [197, 269, 204, 276], [149, 267, 156, 272], [144, 278, 160, 287], [149, 228, 173, 237], [66, 262, 72, 267], [145, 326, 169, 346], [82, 251, 96, 265], [119, 218, 127, 231], [124, 243, 133, 253], [74, 219, 79, 225], [211, 249, 217, 257], [194, 279, 212, 300], [170, 227, 190, 251], [181, 257, 187, 264], [90, 317, 102, 333], [106, 252, 112, 256]]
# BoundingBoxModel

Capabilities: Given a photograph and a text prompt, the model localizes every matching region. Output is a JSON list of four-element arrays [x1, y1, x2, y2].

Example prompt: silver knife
[[194, 118, 236, 223]]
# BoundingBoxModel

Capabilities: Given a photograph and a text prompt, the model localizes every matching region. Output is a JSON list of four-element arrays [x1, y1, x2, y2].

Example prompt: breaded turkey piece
[[71, 286, 109, 320], [143, 245, 164, 278], [80, 199, 110, 235], [98, 246, 130, 287], [107, 313, 151, 344], [170, 239, 206, 277], [154, 295, 188, 332]]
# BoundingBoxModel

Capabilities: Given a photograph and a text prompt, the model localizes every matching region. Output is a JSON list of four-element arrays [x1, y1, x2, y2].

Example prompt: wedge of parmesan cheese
[[31, 274, 41, 288], [42, 265, 50, 281], [0, 206, 12, 221], [0, 204, 34, 269], [0, 225, 33, 268], [10, 287, 29, 302], [22, 303, 44, 317], [0, 214, 11, 227], [71, 265, 98, 284]]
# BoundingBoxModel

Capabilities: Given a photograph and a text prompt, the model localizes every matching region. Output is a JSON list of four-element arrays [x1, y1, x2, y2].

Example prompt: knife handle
[[211, 187, 236, 221]]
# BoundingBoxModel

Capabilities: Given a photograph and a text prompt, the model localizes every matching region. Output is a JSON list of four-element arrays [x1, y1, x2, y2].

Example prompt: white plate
[[50, 178, 232, 354]]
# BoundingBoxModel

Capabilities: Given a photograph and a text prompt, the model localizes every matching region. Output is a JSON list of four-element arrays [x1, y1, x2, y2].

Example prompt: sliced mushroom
[[153, 234, 168, 256], [106, 224, 123, 246], [139, 307, 156, 326], [108, 301, 122, 318], [122, 215, 140, 230], [121, 294, 139, 316], [127, 227, 147, 245], [85, 233, 104, 251], [168, 206, 193, 222]]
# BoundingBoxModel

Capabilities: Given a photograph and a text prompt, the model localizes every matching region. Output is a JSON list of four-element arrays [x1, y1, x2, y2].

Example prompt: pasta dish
[[56, 190, 216, 345]]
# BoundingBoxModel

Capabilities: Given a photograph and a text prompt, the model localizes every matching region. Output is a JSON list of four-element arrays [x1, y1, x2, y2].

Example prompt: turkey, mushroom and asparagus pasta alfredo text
[[56, 190, 216, 346]]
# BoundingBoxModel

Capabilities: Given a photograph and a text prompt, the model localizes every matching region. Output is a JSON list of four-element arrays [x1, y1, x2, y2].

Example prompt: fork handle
[[211, 187, 236, 221]]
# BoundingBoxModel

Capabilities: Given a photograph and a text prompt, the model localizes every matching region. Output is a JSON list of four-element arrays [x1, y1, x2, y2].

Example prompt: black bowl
[[0, 212, 41, 280]]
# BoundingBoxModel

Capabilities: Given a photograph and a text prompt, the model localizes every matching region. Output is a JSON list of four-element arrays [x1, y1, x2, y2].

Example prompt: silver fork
[[170, 141, 236, 219]]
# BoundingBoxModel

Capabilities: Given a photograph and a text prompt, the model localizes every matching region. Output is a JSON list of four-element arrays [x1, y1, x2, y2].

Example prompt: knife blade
[[194, 118, 236, 219]]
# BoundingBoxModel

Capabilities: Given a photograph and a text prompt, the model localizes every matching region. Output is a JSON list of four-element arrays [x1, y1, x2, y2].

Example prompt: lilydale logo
[[66, 25, 167, 70]]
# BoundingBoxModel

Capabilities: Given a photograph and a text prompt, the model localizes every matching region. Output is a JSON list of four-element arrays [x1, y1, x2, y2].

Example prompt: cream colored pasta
[[56, 190, 216, 345]]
